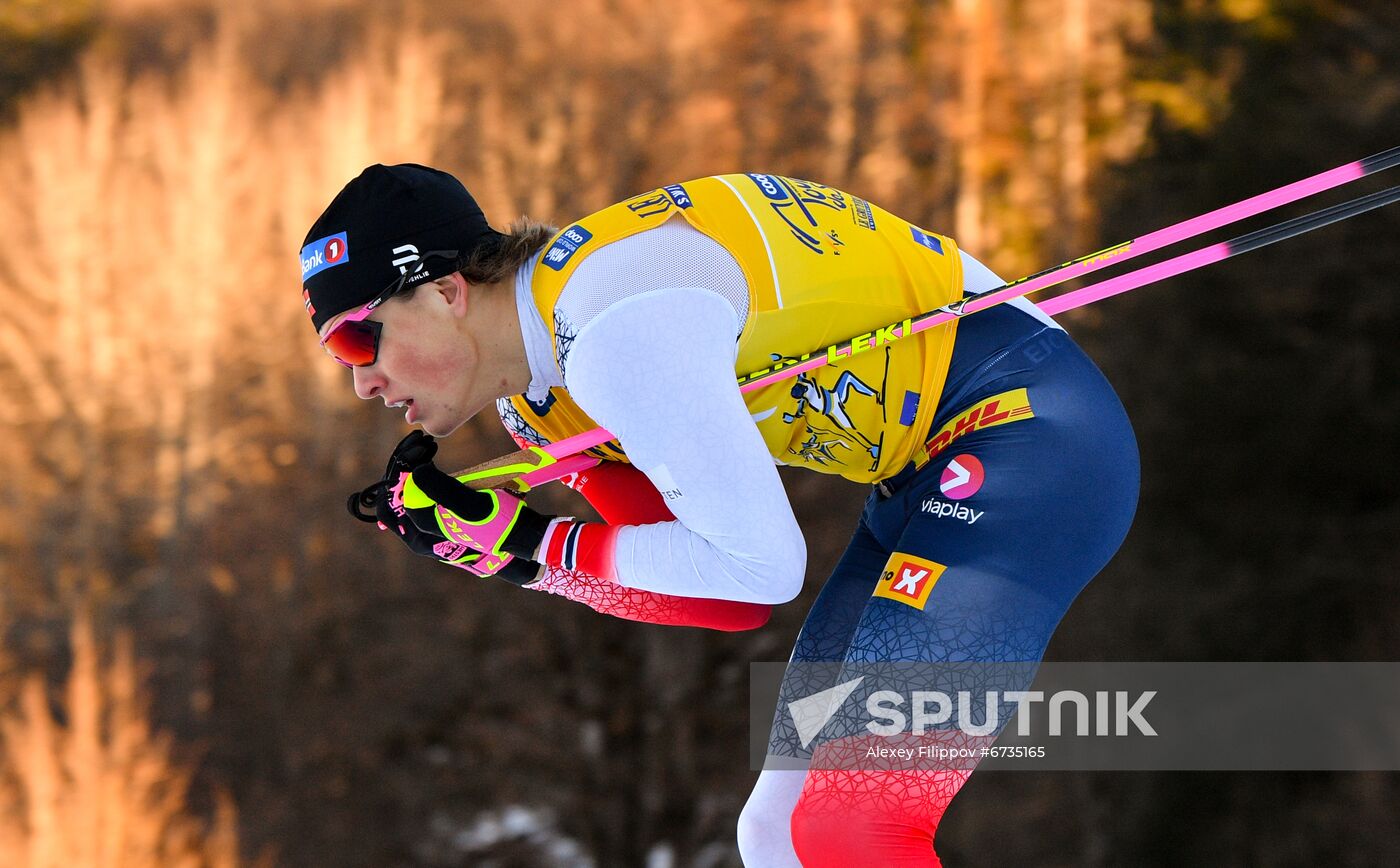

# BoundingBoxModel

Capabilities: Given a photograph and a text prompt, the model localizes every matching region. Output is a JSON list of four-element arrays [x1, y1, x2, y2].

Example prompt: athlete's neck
[[471, 277, 532, 400]]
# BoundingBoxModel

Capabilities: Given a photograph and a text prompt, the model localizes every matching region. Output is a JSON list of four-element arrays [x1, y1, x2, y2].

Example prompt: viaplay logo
[[939, 454, 984, 500], [301, 231, 350, 280]]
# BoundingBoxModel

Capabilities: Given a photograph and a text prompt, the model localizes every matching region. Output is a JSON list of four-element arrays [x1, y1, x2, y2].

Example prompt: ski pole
[[738, 144, 1400, 390], [457, 155, 1400, 491], [1038, 182, 1400, 315]]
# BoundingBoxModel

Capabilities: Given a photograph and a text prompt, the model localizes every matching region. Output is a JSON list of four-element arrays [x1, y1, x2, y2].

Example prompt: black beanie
[[299, 163, 506, 332]]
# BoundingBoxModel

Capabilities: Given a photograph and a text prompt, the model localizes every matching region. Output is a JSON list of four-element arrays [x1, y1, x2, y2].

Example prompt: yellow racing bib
[[508, 174, 964, 484]]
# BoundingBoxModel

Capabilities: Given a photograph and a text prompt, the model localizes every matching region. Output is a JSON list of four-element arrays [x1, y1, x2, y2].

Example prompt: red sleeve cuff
[[540, 519, 622, 582]]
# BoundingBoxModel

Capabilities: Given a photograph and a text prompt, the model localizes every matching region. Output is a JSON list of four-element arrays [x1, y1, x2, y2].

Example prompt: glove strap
[[348, 481, 387, 523], [443, 548, 546, 587]]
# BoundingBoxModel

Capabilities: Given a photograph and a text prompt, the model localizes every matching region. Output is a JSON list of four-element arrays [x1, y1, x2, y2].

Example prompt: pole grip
[[450, 446, 556, 493], [451, 447, 603, 493]]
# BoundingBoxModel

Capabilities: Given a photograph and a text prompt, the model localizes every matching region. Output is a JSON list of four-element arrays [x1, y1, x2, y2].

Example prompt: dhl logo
[[916, 388, 1034, 467], [872, 552, 947, 610]]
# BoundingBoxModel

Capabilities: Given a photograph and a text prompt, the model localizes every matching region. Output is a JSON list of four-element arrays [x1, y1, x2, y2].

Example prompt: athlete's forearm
[[535, 462, 773, 629], [502, 438, 773, 630]]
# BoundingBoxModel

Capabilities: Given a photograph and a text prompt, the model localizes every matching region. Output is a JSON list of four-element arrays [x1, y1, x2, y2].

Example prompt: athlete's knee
[[735, 799, 775, 866], [737, 770, 805, 868]]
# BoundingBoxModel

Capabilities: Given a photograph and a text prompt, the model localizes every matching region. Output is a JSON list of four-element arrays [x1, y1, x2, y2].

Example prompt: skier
[[301, 164, 1139, 866]]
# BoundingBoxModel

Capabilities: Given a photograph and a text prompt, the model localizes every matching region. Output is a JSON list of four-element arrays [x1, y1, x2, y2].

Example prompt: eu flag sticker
[[910, 226, 944, 255], [899, 390, 921, 426]]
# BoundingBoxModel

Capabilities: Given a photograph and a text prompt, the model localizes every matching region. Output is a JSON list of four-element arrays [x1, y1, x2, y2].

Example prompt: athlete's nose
[[352, 365, 385, 401]]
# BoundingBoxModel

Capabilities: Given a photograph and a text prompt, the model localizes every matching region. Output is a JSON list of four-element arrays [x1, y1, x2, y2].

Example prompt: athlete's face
[[319, 276, 484, 437]]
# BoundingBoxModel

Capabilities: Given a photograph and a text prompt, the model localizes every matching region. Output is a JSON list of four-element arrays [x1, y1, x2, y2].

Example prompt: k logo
[[873, 552, 947, 610]]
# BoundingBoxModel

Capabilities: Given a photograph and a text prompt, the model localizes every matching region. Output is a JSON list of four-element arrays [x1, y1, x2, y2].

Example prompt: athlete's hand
[[381, 431, 554, 561], [348, 432, 545, 586], [362, 432, 623, 583], [378, 473, 545, 585]]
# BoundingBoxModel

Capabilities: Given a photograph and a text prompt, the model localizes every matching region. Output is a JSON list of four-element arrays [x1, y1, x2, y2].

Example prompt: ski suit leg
[[741, 516, 891, 866], [788, 328, 1140, 866]]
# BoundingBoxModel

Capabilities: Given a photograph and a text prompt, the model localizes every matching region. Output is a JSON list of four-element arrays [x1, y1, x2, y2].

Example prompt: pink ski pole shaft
[[498, 148, 1400, 488]]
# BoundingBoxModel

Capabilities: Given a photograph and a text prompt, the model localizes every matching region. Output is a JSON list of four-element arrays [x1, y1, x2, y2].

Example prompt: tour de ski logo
[[939, 454, 984, 500]]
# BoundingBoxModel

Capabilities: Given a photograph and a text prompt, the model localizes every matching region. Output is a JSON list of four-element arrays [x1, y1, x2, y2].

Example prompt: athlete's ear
[[439, 272, 471, 316]]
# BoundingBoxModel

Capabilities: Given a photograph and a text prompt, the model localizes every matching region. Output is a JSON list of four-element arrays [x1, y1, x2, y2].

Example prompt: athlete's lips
[[385, 396, 416, 423]]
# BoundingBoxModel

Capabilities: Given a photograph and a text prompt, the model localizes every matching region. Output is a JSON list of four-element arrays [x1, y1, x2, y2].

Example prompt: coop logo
[[872, 552, 947, 610], [300, 231, 350, 280], [663, 183, 693, 209], [747, 173, 790, 201], [542, 225, 594, 271], [921, 388, 1035, 465], [939, 454, 984, 500]]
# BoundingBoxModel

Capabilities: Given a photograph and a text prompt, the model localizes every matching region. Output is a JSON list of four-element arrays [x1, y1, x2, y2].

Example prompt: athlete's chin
[[418, 417, 454, 438], [417, 410, 468, 438]]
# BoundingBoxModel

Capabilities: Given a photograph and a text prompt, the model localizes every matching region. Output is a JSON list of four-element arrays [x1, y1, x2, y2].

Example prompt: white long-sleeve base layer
[[567, 286, 806, 604], [504, 218, 1039, 605]]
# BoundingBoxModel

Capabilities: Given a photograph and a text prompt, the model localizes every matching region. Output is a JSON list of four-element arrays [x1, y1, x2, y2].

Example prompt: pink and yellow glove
[[352, 431, 626, 583], [400, 460, 624, 581], [348, 431, 545, 585]]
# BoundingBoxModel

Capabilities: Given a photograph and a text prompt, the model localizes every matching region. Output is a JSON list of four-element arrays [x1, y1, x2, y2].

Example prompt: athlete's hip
[[879, 303, 1138, 503]]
